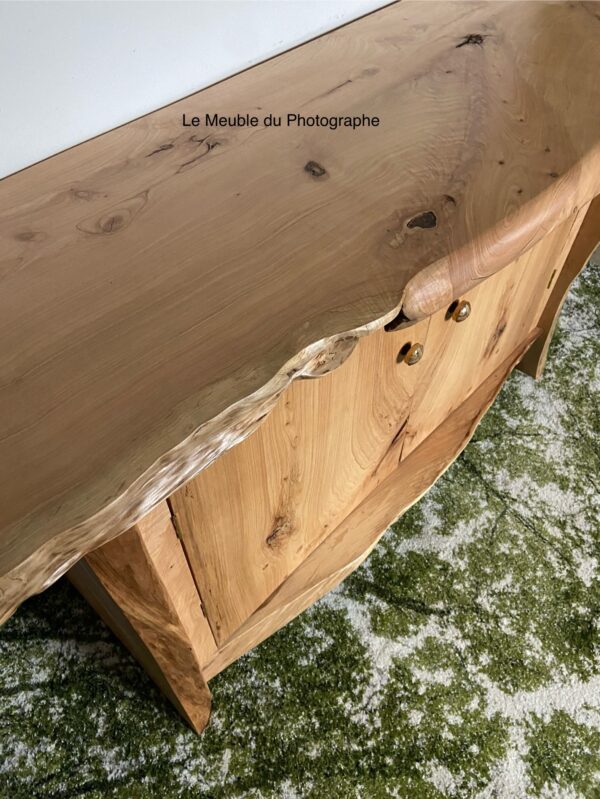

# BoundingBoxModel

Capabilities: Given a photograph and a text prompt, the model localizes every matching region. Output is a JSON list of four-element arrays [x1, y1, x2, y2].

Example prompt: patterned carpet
[[1, 255, 599, 799]]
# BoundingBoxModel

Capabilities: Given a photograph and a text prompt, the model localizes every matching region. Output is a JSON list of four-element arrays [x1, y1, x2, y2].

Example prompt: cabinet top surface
[[1, 1, 599, 618]]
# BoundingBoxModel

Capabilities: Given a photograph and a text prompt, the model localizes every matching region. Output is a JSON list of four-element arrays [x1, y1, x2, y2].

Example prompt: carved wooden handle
[[401, 164, 600, 320]]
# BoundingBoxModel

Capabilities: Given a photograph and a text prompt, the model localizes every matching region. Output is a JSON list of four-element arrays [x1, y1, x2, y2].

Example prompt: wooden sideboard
[[1, 1, 600, 733]]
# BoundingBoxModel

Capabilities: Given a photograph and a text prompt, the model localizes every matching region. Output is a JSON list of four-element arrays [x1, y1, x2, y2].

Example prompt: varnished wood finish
[[71, 503, 215, 733], [2, 2, 600, 622], [519, 195, 600, 379]]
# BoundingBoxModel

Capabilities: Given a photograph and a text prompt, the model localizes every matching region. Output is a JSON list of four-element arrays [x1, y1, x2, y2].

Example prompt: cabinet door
[[402, 211, 586, 457], [170, 318, 430, 643]]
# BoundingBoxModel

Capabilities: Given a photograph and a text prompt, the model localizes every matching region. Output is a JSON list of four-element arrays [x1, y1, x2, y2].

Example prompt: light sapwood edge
[[2, 185, 592, 625], [0, 306, 407, 626], [400, 161, 600, 320], [518, 194, 600, 379], [203, 329, 541, 680], [0, 178, 587, 625]]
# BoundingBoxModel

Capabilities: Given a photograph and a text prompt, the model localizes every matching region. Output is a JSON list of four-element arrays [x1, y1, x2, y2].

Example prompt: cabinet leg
[[68, 502, 216, 733]]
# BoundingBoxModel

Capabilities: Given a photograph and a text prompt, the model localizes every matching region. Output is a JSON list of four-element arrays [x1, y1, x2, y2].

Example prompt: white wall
[[0, 0, 389, 178]]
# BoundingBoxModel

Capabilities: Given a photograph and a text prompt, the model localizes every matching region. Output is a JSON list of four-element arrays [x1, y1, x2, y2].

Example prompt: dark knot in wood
[[304, 161, 327, 178], [407, 211, 437, 229], [456, 33, 486, 48]]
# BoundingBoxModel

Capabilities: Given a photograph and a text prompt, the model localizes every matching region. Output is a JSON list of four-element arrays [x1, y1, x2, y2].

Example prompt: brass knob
[[452, 300, 471, 323], [403, 342, 424, 365]]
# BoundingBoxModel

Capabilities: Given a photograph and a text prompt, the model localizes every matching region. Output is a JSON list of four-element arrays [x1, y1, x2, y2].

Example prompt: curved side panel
[[203, 332, 539, 681], [519, 194, 600, 379]]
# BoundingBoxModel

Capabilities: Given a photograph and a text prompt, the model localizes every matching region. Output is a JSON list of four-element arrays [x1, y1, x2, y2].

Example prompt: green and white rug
[[1, 256, 599, 799]]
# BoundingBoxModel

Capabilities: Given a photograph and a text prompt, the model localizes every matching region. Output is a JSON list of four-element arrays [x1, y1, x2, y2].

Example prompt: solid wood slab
[[2, 1, 600, 621]]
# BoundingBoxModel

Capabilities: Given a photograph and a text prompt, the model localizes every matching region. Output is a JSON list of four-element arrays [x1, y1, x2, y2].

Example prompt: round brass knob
[[403, 342, 424, 365], [452, 300, 471, 323]]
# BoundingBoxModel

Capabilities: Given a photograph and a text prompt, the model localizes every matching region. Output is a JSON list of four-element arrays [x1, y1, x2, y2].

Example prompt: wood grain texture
[[170, 318, 430, 643], [68, 559, 207, 731], [519, 195, 600, 379], [203, 332, 540, 680], [2, 1, 600, 622], [171, 218, 569, 647], [402, 206, 589, 456], [73, 503, 215, 733]]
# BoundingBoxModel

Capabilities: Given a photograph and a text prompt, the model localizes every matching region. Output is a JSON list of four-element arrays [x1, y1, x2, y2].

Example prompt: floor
[[1, 255, 599, 799]]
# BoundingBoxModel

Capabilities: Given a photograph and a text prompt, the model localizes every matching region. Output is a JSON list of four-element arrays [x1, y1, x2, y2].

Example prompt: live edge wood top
[[1, 1, 600, 621]]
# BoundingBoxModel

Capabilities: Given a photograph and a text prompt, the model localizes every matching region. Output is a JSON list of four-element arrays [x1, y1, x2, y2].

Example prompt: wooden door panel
[[170, 318, 430, 643], [202, 332, 538, 680], [402, 209, 588, 457]]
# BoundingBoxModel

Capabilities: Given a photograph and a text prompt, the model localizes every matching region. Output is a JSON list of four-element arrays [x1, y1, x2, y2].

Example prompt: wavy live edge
[[0, 330, 365, 624], [1, 1, 600, 622]]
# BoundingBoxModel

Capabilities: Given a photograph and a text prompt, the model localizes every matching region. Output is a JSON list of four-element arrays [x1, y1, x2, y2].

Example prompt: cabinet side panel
[[519, 195, 600, 378]]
